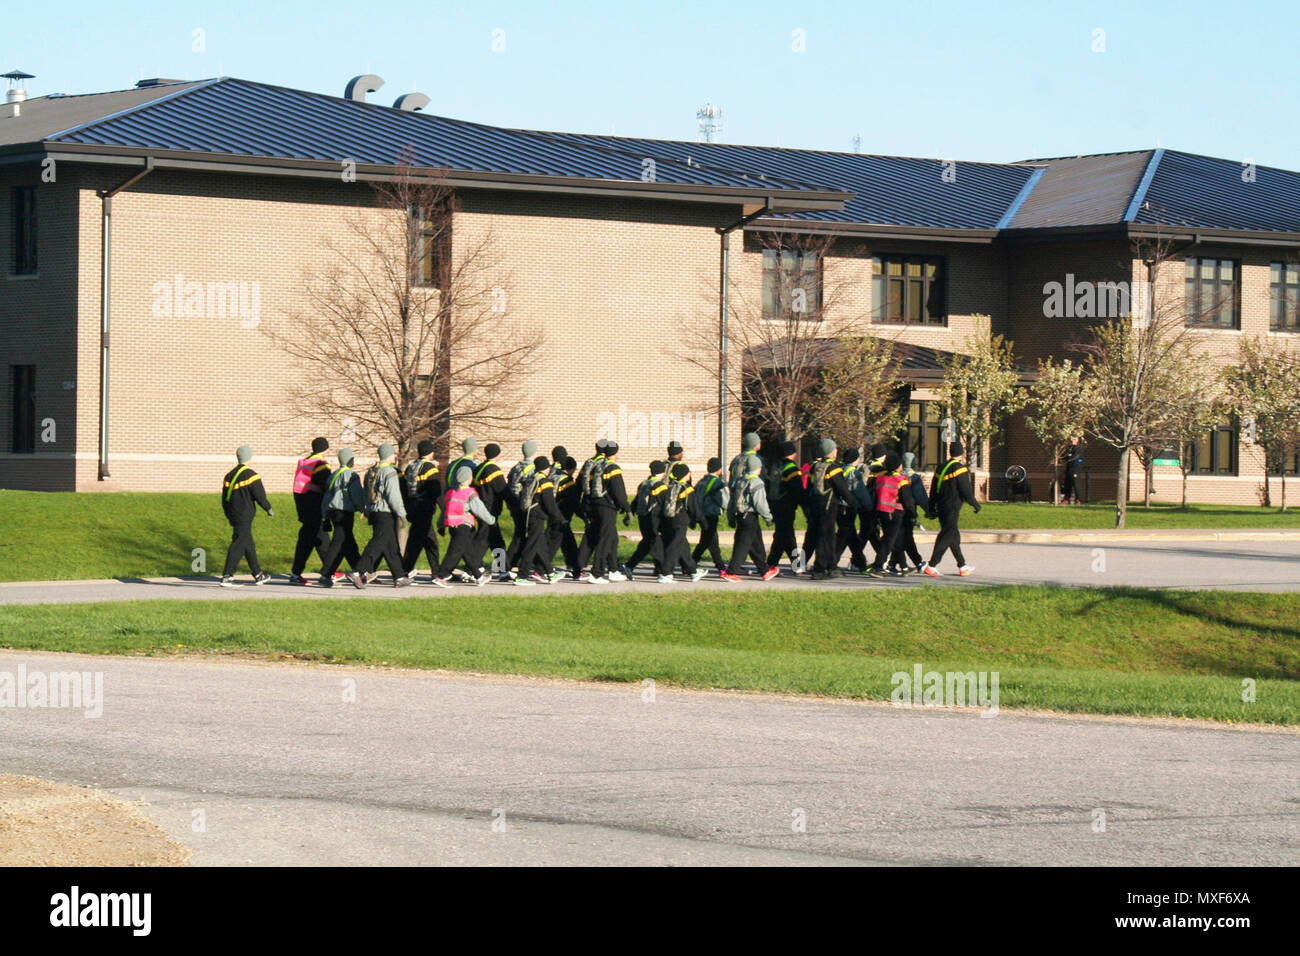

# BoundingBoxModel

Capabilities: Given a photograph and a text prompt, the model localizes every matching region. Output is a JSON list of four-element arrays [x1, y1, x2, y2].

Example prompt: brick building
[[2, 75, 1298, 502]]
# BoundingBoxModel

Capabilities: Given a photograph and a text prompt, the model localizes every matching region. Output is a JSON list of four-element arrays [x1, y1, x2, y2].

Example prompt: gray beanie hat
[[338, 448, 355, 468], [455, 465, 473, 487], [901, 451, 918, 473], [743, 432, 761, 452], [818, 438, 836, 458], [522, 439, 538, 457], [462, 438, 478, 454], [236, 445, 253, 463], [378, 443, 396, 460]]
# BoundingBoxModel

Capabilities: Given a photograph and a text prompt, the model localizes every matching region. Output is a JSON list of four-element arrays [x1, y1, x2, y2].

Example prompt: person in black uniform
[[318, 447, 364, 586], [834, 447, 869, 572], [220, 445, 273, 587], [574, 439, 609, 578], [401, 439, 443, 582], [513, 455, 567, 584], [807, 438, 853, 579], [922, 442, 981, 577], [547, 454, 582, 577], [289, 437, 332, 585], [654, 462, 709, 583], [588, 441, 631, 583], [860, 442, 887, 562], [765, 440, 804, 573], [625, 460, 666, 578], [691, 457, 728, 571], [471, 443, 509, 576], [1061, 437, 1084, 504]]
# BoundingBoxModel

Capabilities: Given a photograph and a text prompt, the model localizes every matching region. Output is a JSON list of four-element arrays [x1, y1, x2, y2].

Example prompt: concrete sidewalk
[[633, 526, 1300, 545]]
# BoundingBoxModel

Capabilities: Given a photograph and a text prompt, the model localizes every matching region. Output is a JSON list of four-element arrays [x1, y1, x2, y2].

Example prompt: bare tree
[[265, 164, 544, 461], [1024, 357, 1091, 505], [1073, 237, 1210, 528], [679, 231, 901, 452], [813, 335, 909, 452]]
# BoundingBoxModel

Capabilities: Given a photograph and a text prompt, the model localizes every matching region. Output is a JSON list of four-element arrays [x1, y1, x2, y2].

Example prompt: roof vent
[[344, 74, 384, 102], [393, 92, 429, 112], [3, 69, 33, 105], [135, 78, 184, 88]]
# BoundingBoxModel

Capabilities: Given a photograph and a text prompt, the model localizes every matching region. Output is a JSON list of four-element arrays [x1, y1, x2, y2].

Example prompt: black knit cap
[[564, 456, 577, 470], [534, 455, 550, 471], [596, 438, 609, 452], [484, 443, 500, 459], [650, 460, 667, 475], [780, 440, 797, 456], [707, 457, 721, 472], [667, 440, 683, 455], [870, 443, 886, 458], [841, 448, 861, 465], [552, 445, 567, 462], [884, 451, 902, 471], [417, 439, 435, 457], [950, 442, 964, 457], [670, 462, 690, 480], [311, 437, 329, 454], [605, 440, 619, 455]]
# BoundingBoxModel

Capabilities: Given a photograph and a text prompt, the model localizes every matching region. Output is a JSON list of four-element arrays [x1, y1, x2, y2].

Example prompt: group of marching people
[[218, 430, 981, 588]]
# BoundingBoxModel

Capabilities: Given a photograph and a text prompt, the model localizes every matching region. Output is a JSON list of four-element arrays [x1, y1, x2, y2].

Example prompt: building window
[[903, 401, 945, 471], [872, 255, 946, 325], [1184, 257, 1239, 329], [12, 186, 37, 275], [1269, 262, 1300, 332], [11, 365, 35, 454], [411, 203, 450, 290], [762, 248, 822, 320], [1190, 420, 1238, 475], [1269, 446, 1300, 477]]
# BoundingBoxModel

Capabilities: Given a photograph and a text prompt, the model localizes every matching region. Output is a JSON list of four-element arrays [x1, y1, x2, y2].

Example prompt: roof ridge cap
[[47, 77, 221, 143]]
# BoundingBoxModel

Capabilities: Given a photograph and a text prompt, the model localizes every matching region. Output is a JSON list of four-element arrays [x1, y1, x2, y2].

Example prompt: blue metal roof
[[47, 78, 832, 195], [534, 131, 1039, 229], [1132, 150, 1300, 233]]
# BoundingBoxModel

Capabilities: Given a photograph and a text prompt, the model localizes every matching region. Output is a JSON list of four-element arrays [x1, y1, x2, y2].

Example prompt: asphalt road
[[1, 649, 1296, 866], [1, 540, 1298, 605]]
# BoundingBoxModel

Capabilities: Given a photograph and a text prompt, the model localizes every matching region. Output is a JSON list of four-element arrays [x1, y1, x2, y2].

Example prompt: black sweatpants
[[320, 509, 360, 576], [402, 505, 440, 575], [548, 519, 580, 573], [660, 516, 696, 576], [835, 508, 868, 570], [859, 508, 882, 560], [574, 514, 595, 572], [728, 513, 767, 574], [505, 507, 527, 568], [515, 511, 553, 577], [627, 514, 662, 573], [810, 502, 838, 574], [589, 506, 619, 577], [766, 506, 799, 568], [891, 522, 923, 568], [928, 509, 967, 568], [1062, 468, 1082, 502], [222, 519, 262, 577], [437, 524, 481, 578], [692, 515, 724, 568], [357, 512, 404, 580], [872, 511, 903, 572], [291, 493, 329, 576]]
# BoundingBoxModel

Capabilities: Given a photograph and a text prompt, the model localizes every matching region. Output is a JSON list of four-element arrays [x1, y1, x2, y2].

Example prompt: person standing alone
[[220, 445, 273, 587]]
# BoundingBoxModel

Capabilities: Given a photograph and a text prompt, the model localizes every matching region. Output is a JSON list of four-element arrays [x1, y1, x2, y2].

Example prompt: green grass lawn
[[1, 587, 1295, 724], [0, 490, 1297, 583]]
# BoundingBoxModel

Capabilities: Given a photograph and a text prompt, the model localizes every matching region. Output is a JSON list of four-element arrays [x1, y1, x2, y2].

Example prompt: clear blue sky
[[7, 0, 1297, 168]]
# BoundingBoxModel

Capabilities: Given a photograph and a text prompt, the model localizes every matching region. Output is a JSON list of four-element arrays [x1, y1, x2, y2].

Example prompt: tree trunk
[[1283, 473, 1288, 513], [1144, 459, 1153, 508], [1179, 441, 1189, 508], [1115, 449, 1130, 528], [1263, 445, 1273, 508]]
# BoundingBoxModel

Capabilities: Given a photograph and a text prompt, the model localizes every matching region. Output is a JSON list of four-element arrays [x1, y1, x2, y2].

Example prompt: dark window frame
[[871, 254, 947, 326], [1269, 261, 1300, 332], [12, 185, 37, 275], [11, 365, 36, 454], [410, 201, 451, 290], [1184, 256, 1240, 330], [761, 247, 824, 321], [1190, 419, 1239, 476], [1268, 445, 1300, 477]]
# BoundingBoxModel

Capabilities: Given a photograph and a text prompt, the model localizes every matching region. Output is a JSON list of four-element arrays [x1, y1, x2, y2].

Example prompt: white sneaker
[[690, 569, 708, 583], [219, 576, 240, 588], [607, 570, 628, 582], [958, 565, 975, 577], [547, 571, 565, 584], [475, 573, 491, 587], [656, 575, 675, 584], [513, 578, 536, 587], [431, 577, 452, 589], [590, 576, 610, 585]]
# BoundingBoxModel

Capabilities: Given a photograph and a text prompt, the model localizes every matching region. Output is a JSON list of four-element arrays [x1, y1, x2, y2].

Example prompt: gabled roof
[[4, 74, 1300, 240], [4, 77, 847, 212], [529, 131, 1039, 231]]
